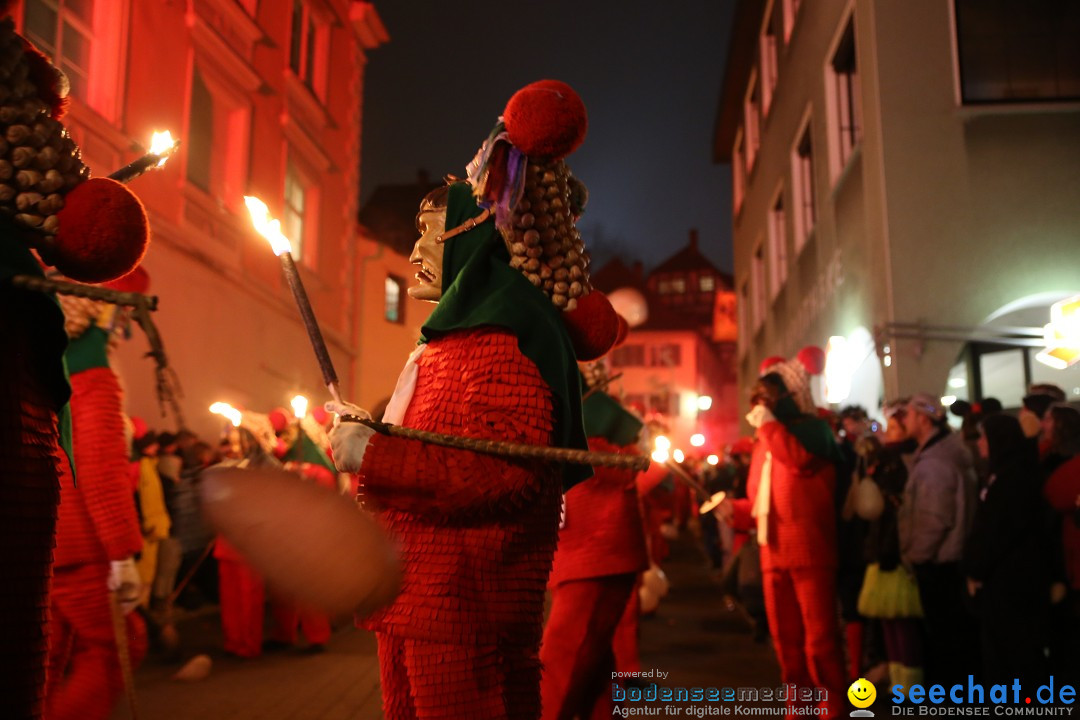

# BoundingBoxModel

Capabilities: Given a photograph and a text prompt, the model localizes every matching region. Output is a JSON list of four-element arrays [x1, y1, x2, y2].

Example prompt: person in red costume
[[45, 276, 148, 720], [328, 81, 621, 720], [717, 355, 846, 719], [0, 5, 151, 716], [540, 367, 649, 720]]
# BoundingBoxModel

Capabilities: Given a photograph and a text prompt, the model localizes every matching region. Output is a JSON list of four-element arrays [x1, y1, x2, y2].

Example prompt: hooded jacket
[[899, 430, 977, 565]]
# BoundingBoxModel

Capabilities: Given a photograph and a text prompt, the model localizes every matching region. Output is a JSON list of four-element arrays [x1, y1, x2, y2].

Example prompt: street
[[110, 535, 778, 719]]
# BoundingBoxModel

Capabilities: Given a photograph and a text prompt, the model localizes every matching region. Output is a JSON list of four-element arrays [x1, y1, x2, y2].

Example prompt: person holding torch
[[326, 80, 622, 720]]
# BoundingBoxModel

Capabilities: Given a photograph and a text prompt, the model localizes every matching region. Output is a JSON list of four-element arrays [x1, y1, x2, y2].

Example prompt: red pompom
[[268, 408, 290, 434], [503, 80, 587, 160], [101, 266, 149, 294], [796, 346, 827, 376], [131, 416, 148, 440], [759, 356, 786, 377], [563, 291, 620, 362], [52, 178, 150, 284], [614, 315, 630, 347], [311, 406, 330, 426]]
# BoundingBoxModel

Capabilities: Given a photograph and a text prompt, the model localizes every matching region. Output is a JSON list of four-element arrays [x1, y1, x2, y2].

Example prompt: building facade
[[592, 233, 740, 457], [716, 0, 1080, 416], [18, 0, 388, 438]]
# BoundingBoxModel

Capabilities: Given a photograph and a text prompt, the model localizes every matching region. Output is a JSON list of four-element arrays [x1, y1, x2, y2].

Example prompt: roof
[[650, 236, 726, 279], [589, 257, 646, 294], [713, 0, 765, 163], [358, 178, 441, 256]]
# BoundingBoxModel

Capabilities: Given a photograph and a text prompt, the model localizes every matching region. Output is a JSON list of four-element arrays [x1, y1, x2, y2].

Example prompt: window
[[185, 63, 251, 206], [782, 0, 802, 42], [384, 276, 404, 323], [283, 161, 309, 264], [767, 192, 788, 300], [649, 344, 682, 368], [827, 15, 862, 178], [290, 0, 329, 100], [733, 130, 747, 213], [791, 121, 816, 253], [186, 67, 214, 192], [760, 3, 780, 115], [752, 244, 766, 332], [611, 344, 646, 368], [648, 394, 677, 416], [743, 73, 762, 171], [24, 0, 93, 101], [700, 275, 716, 292], [738, 281, 750, 354], [954, 0, 1080, 103]]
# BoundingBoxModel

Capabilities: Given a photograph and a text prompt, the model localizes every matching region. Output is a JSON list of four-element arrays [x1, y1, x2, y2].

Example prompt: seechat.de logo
[[849, 678, 877, 717]]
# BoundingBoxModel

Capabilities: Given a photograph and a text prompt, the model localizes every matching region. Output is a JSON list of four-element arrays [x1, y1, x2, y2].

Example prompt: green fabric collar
[[583, 386, 643, 447], [420, 183, 591, 490]]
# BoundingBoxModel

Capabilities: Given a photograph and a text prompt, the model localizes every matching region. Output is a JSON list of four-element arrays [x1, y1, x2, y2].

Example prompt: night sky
[[360, 0, 736, 273]]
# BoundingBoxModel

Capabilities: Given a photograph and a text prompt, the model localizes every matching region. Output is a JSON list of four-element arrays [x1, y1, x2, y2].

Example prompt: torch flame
[[291, 394, 309, 420], [209, 402, 242, 427], [149, 130, 176, 167], [244, 196, 293, 256]]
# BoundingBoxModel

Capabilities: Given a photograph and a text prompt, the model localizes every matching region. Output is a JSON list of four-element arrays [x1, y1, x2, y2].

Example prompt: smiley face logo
[[848, 678, 876, 709]]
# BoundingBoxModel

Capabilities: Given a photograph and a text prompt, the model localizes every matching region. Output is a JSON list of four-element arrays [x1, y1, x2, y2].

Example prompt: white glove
[[325, 401, 376, 474], [108, 557, 142, 615], [745, 404, 777, 429]]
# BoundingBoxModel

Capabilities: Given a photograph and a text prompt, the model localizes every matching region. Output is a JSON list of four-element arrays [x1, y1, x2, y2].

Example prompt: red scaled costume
[[358, 328, 562, 720], [540, 436, 649, 720], [0, 6, 152, 715], [47, 321, 146, 719], [730, 420, 846, 718]]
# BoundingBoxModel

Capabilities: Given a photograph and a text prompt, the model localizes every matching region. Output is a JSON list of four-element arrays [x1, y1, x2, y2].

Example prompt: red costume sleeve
[[69, 368, 143, 561], [635, 462, 669, 497], [359, 330, 554, 519], [1045, 455, 1080, 512]]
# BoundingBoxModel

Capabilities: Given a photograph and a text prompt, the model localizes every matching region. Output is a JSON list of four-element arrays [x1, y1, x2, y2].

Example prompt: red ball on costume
[[130, 416, 149, 441], [614, 315, 630, 347], [101, 266, 150, 295], [311, 406, 330, 426], [268, 408, 290, 434], [759, 356, 786, 377], [797, 346, 826, 376], [503, 80, 587, 160], [563, 290, 620, 362], [52, 178, 150, 284]]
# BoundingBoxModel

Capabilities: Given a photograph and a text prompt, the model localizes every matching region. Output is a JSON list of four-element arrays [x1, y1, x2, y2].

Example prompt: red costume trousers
[[762, 567, 846, 719], [611, 574, 642, 675], [540, 574, 635, 720], [218, 558, 264, 658], [377, 632, 541, 720], [270, 596, 330, 646], [45, 563, 147, 720]]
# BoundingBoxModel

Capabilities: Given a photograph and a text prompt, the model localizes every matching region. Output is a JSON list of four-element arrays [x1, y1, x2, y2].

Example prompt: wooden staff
[[108, 591, 139, 720], [346, 417, 650, 471]]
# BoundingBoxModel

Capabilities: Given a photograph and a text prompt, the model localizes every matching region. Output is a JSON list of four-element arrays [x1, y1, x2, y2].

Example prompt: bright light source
[[149, 130, 176, 167], [673, 449, 685, 463], [1037, 294, 1080, 369], [654, 435, 671, 451], [244, 196, 293, 256], [291, 395, 309, 419], [883, 355, 892, 368], [696, 395, 713, 411], [690, 433, 705, 447], [209, 402, 242, 427], [948, 377, 967, 389], [706, 454, 719, 466], [941, 395, 957, 407], [651, 448, 669, 464], [825, 335, 852, 403]]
